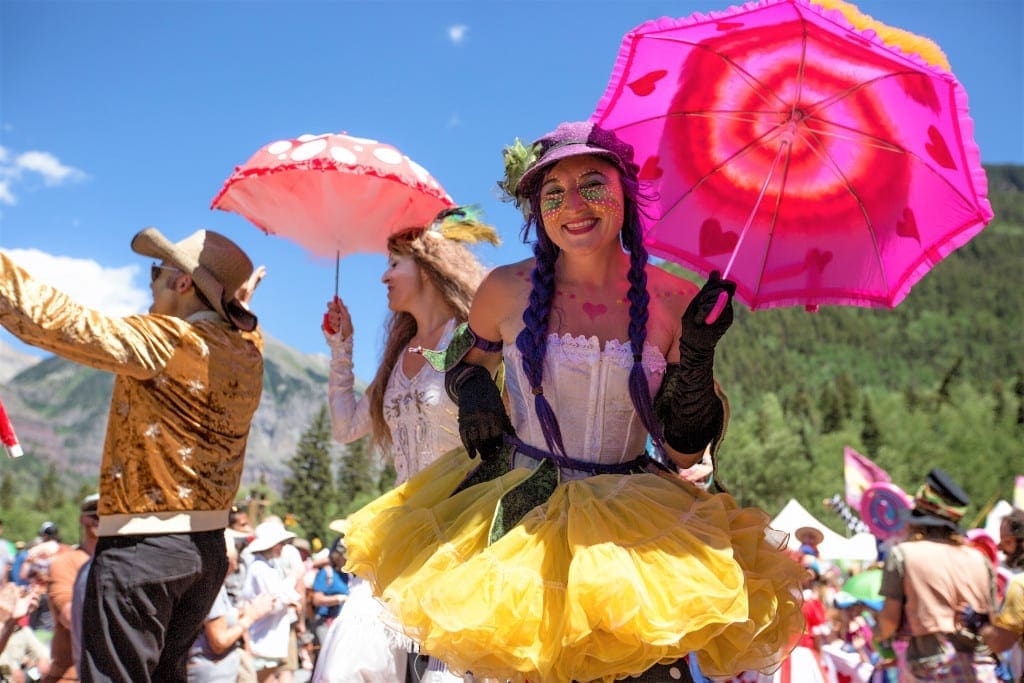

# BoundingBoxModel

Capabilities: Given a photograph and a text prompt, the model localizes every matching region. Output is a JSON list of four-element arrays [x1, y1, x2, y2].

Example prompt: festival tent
[[772, 498, 878, 562]]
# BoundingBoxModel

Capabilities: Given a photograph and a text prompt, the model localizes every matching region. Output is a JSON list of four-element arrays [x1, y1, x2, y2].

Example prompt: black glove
[[960, 606, 989, 634], [680, 270, 737, 352], [654, 272, 736, 454], [445, 362, 513, 461]]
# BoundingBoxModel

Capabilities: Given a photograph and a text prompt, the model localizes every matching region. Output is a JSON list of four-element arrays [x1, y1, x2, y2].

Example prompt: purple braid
[[620, 201, 662, 448], [515, 194, 567, 456]]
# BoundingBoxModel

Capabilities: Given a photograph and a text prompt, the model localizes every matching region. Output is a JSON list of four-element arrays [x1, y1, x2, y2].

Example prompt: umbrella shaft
[[723, 139, 789, 280]]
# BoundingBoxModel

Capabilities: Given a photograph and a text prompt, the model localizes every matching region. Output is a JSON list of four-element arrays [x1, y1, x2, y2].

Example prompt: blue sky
[[2, 0, 1021, 382]]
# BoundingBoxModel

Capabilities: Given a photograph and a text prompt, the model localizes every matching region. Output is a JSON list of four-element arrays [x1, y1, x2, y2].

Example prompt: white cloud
[[3, 248, 149, 316], [15, 151, 87, 186], [0, 147, 88, 205], [447, 24, 468, 45]]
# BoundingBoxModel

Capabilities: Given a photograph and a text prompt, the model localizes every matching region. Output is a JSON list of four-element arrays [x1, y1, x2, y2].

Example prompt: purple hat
[[516, 121, 638, 196]]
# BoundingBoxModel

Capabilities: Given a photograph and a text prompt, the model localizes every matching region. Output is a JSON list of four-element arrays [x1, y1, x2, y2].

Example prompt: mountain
[[0, 333, 356, 489], [0, 342, 41, 382]]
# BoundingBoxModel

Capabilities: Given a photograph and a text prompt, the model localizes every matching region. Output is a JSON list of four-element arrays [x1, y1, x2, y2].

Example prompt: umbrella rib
[[751, 139, 795, 304], [722, 138, 790, 280], [794, 6, 809, 115], [613, 109, 786, 132], [645, 34, 790, 110], [799, 127, 889, 294], [801, 119, 907, 154], [655, 125, 786, 229], [805, 117, 984, 214], [803, 70, 937, 118]]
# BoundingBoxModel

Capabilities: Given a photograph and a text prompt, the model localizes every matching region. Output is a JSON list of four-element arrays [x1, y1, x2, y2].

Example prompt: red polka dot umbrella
[[212, 132, 454, 266], [592, 0, 993, 313]]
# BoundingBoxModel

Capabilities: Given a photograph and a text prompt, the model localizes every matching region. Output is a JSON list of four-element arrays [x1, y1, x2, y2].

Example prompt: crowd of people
[[0, 119, 1021, 683], [712, 472, 1024, 683]]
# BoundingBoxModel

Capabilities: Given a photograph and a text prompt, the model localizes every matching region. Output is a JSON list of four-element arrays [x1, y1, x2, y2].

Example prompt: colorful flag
[[1014, 475, 1024, 510], [844, 446, 890, 509]]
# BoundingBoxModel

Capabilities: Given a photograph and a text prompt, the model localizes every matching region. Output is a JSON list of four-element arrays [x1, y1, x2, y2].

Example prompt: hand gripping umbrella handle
[[0, 396, 24, 458], [705, 291, 730, 325]]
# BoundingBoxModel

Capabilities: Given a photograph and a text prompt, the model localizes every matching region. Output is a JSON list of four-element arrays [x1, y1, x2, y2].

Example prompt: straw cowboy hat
[[131, 227, 257, 331]]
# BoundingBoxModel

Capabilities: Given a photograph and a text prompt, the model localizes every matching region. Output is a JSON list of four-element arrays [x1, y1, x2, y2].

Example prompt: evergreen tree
[[337, 435, 376, 514], [36, 463, 65, 512], [73, 481, 95, 507], [835, 373, 859, 419], [937, 357, 963, 403], [787, 385, 814, 423], [903, 385, 920, 412], [820, 384, 843, 434], [0, 470, 14, 510], [992, 379, 1005, 422], [280, 405, 335, 540], [378, 461, 397, 493], [860, 396, 882, 458]]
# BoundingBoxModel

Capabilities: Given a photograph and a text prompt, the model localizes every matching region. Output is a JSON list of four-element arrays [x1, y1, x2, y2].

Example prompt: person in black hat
[[876, 468, 998, 681]]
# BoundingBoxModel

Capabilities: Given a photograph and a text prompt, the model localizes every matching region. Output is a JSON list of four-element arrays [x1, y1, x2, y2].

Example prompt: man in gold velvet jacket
[[0, 227, 263, 682]]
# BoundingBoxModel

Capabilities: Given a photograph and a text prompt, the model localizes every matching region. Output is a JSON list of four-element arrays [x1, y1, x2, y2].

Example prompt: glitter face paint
[[540, 165, 623, 228]]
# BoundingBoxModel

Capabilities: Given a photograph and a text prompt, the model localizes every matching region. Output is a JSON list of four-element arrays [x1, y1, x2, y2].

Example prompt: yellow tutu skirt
[[344, 448, 804, 682]]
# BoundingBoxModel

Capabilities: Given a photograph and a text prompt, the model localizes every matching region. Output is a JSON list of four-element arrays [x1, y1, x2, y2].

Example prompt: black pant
[[79, 530, 228, 683]]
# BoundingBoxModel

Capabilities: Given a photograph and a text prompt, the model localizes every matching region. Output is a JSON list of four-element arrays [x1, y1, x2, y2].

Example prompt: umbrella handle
[[705, 291, 730, 325], [334, 250, 340, 299], [0, 396, 24, 458]]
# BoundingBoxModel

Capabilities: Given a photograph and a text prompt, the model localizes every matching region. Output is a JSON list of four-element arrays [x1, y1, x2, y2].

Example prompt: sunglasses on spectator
[[150, 263, 181, 283]]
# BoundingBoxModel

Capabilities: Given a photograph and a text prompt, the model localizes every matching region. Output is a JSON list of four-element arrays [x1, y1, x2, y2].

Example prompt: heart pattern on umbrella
[[896, 207, 920, 241], [925, 125, 956, 170], [627, 70, 667, 97], [697, 218, 738, 256]]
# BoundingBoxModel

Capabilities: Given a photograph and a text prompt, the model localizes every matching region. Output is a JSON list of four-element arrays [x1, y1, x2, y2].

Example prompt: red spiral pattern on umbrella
[[659, 17, 915, 232]]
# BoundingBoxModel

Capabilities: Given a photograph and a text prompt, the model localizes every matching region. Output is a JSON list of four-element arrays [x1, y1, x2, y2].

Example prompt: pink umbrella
[[592, 0, 993, 316], [212, 133, 454, 279]]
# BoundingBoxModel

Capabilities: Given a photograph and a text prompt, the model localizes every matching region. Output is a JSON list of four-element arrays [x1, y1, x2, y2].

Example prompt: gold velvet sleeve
[[0, 252, 179, 378]]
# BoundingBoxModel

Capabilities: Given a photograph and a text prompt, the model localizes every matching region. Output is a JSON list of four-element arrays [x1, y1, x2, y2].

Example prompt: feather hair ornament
[[427, 205, 501, 246], [497, 138, 540, 217]]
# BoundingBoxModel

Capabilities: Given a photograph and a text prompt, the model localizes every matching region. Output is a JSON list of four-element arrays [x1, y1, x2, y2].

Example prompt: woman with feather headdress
[[313, 207, 500, 683]]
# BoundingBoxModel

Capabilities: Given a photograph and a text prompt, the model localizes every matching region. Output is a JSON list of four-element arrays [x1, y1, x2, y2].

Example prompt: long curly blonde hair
[[367, 208, 500, 452]]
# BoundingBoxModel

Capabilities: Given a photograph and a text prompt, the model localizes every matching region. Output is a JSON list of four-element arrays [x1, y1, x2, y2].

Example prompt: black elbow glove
[[655, 272, 736, 454], [445, 362, 513, 460]]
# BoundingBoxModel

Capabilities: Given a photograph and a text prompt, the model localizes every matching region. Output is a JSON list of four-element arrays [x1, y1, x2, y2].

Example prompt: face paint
[[577, 172, 622, 222], [541, 189, 565, 220]]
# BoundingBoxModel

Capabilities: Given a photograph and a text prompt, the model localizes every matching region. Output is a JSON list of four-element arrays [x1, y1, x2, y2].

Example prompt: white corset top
[[503, 334, 667, 469], [383, 322, 462, 484]]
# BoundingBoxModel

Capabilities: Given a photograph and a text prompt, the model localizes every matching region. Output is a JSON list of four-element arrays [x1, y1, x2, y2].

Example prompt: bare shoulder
[[469, 258, 534, 343], [646, 262, 699, 318], [477, 258, 534, 304]]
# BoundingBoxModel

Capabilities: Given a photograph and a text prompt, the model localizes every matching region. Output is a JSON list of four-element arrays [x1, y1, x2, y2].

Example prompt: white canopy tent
[[771, 498, 878, 562]]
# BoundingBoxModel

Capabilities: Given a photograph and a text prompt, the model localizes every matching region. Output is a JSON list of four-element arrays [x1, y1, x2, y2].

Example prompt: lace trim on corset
[[539, 333, 667, 373]]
